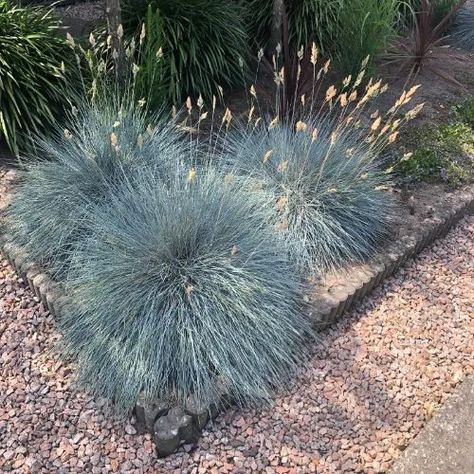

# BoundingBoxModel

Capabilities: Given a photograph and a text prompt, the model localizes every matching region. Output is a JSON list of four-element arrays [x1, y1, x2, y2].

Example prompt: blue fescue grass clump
[[61, 166, 312, 410], [222, 119, 396, 276], [451, 3, 474, 51], [6, 102, 187, 277]]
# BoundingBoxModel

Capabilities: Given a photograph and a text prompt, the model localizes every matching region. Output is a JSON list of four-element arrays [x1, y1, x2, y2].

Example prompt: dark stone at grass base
[[153, 416, 181, 458], [134, 399, 170, 435], [167, 407, 196, 443]]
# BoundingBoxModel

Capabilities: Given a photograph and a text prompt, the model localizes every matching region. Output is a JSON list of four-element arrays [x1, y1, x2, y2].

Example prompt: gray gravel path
[[1, 206, 473, 472]]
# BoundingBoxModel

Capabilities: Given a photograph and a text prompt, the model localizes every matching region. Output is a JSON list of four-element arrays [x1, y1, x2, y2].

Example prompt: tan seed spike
[[275, 196, 288, 211], [263, 150, 273, 163], [300, 94, 306, 106], [311, 128, 319, 142], [222, 108, 232, 126], [89, 33, 96, 47], [64, 129, 72, 140], [66, 32, 75, 48], [370, 110, 380, 119], [231, 245, 238, 256], [185, 285, 194, 297], [295, 121, 307, 132], [371, 117, 382, 131], [197, 94, 204, 109], [407, 84, 421, 98], [388, 132, 399, 144], [325, 85, 337, 102], [250, 85, 257, 98], [137, 134, 144, 149], [186, 97, 192, 114], [277, 160, 289, 172], [139, 24, 146, 44], [248, 106, 255, 124], [339, 93, 348, 107], [110, 133, 118, 147], [117, 24, 124, 40], [269, 116, 279, 129], [310, 43, 319, 65], [187, 168, 197, 183]]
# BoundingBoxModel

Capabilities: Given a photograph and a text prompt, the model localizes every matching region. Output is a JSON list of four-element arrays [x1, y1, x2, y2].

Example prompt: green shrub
[[0, 0, 72, 155], [454, 97, 474, 127], [243, 0, 400, 74], [61, 167, 312, 409], [6, 101, 188, 277], [334, 0, 401, 73], [243, 0, 341, 54], [121, 0, 249, 104], [397, 120, 474, 186]]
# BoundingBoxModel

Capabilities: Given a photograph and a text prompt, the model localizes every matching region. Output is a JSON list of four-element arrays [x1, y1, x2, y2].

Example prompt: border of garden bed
[[0, 187, 473, 457]]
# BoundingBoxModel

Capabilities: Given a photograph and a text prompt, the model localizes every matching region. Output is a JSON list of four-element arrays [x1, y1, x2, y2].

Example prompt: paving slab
[[390, 374, 474, 474]]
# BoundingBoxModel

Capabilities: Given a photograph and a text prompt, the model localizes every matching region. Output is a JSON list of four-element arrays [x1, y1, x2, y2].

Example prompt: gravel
[[0, 163, 473, 472]]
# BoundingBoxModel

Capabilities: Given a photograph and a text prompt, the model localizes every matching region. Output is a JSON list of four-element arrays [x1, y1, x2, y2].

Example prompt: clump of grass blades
[[61, 166, 312, 410], [0, 0, 74, 155], [6, 101, 187, 277], [220, 101, 403, 275], [450, 2, 474, 50], [333, 0, 401, 74], [120, 0, 249, 104], [242, 0, 341, 55]]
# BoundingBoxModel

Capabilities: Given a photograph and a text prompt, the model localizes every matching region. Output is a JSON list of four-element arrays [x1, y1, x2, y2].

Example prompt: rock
[[153, 416, 180, 457], [134, 398, 169, 434], [167, 407, 196, 443], [185, 394, 210, 430]]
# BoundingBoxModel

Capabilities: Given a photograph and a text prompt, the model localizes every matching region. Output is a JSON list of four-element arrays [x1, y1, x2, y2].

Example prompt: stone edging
[[0, 191, 473, 457], [309, 193, 474, 328]]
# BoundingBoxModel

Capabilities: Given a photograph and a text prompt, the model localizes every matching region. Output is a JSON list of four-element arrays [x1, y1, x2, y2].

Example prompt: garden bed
[[1, 165, 473, 457], [1, 201, 472, 472]]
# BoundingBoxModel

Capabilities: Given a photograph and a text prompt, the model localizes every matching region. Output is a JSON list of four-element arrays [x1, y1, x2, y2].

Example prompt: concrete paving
[[390, 374, 474, 473]]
